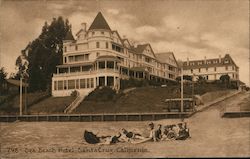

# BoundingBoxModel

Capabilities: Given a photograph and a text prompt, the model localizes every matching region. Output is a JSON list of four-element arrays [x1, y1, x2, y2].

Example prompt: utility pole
[[25, 78, 27, 114], [192, 73, 195, 99], [20, 77, 23, 116], [181, 64, 184, 113]]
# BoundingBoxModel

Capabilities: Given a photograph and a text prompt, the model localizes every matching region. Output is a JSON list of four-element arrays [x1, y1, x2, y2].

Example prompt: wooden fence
[[0, 112, 191, 122]]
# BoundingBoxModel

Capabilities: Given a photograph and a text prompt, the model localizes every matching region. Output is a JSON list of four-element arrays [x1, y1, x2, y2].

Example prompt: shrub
[[84, 87, 118, 102], [120, 78, 149, 89], [71, 90, 78, 97]]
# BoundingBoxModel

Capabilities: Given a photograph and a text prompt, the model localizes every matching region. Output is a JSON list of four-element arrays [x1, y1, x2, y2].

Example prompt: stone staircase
[[64, 91, 86, 114]]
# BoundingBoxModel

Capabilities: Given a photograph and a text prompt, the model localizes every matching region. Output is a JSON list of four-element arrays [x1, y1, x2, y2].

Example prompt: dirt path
[[0, 92, 249, 158]]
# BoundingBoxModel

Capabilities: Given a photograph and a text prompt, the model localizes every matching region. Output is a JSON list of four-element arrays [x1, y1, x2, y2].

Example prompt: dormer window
[[92, 32, 95, 36], [224, 60, 229, 64]]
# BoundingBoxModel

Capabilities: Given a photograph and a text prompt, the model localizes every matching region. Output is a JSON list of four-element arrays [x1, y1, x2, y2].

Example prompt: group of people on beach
[[83, 122, 191, 145]]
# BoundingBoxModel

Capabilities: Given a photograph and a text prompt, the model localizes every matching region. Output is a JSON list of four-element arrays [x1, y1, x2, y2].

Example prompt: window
[[87, 78, 90, 88], [206, 67, 208, 72], [145, 57, 150, 63], [92, 32, 95, 36], [85, 54, 89, 61], [191, 69, 193, 73], [75, 55, 85, 62], [64, 80, 67, 90], [232, 66, 235, 70], [101, 31, 104, 35], [58, 81, 63, 90], [96, 42, 100, 48], [64, 57, 67, 63], [107, 61, 114, 69], [69, 56, 74, 62], [214, 67, 217, 72], [112, 44, 123, 53], [98, 61, 105, 69], [70, 66, 80, 73], [80, 79, 86, 88], [64, 46, 67, 52], [54, 81, 57, 90], [68, 80, 75, 89], [169, 66, 174, 71], [76, 79, 79, 89], [75, 45, 78, 51], [90, 78, 94, 88], [225, 66, 228, 70], [199, 68, 201, 73], [106, 42, 109, 49], [96, 52, 100, 57]]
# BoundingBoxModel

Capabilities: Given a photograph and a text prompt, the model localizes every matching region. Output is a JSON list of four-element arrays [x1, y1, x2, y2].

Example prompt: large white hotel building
[[52, 12, 179, 97], [182, 54, 239, 81]]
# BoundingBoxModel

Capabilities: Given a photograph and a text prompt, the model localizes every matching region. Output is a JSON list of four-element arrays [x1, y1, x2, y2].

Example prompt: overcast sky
[[0, 0, 249, 85]]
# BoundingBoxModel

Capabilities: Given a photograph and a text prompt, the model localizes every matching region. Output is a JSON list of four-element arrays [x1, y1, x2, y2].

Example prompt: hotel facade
[[52, 12, 179, 97], [182, 54, 239, 81]]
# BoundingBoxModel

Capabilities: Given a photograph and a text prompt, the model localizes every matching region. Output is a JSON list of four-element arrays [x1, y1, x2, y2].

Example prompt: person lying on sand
[[83, 130, 121, 145], [131, 122, 160, 144], [119, 128, 146, 142]]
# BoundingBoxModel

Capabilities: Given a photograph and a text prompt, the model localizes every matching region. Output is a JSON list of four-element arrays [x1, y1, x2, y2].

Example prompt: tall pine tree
[[16, 16, 71, 92]]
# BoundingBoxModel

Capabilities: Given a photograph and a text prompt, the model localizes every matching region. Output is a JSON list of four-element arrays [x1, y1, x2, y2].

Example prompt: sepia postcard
[[0, 0, 249, 158]]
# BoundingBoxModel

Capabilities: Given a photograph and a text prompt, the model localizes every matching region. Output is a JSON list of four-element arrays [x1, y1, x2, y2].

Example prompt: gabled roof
[[155, 52, 178, 66], [134, 44, 156, 58], [122, 39, 132, 48], [135, 44, 148, 53], [88, 12, 111, 31], [183, 54, 238, 69]]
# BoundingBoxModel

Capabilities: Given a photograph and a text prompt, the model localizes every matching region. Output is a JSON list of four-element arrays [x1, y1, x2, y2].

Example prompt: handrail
[[64, 91, 80, 113]]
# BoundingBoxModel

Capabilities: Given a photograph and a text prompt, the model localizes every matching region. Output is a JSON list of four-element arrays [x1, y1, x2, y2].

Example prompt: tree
[[0, 67, 8, 94], [197, 76, 207, 84], [15, 17, 71, 92], [220, 74, 230, 88]]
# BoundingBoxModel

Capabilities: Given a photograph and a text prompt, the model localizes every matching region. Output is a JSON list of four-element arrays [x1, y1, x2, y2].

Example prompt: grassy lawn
[[0, 92, 49, 115], [28, 96, 76, 114], [74, 85, 236, 114]]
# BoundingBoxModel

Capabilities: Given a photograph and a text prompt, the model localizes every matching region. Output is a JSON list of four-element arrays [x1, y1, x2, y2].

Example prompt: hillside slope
[[74, 84, 235, 114]]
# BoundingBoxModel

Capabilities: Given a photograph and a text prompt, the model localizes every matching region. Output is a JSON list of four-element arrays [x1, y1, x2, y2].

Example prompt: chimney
[[81, 22, 87, 31], [219, 55, 221, 63], [187, 57, 189, 66], [204, 56, 207, 64]]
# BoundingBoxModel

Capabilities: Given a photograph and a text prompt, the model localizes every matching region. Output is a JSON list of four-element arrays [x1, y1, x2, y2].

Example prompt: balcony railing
[[53, 69, 120, 77]]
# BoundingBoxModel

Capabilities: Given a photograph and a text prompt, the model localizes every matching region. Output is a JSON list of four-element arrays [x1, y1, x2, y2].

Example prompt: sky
[[0, 0, 249, 85]]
